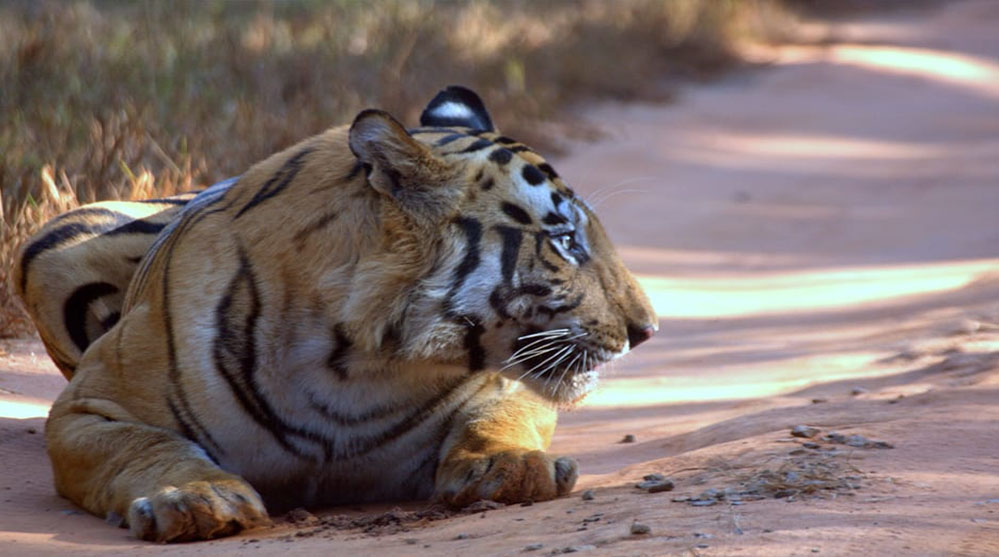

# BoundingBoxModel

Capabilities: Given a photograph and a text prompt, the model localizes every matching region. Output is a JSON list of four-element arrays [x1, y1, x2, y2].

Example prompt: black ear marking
[[420, 85, 495, 132]]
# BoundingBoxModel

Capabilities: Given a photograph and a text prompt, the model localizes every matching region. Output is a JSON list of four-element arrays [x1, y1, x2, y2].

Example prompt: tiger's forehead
[[408, 127, 576, 201]]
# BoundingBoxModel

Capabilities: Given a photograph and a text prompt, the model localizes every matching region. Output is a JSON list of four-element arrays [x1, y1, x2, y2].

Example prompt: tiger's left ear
[[419, 85, 495, 132], [349, 109, 460, 220]]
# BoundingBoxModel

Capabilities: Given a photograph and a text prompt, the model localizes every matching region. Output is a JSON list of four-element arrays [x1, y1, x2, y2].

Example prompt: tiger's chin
[[509, 367, 601, 407]]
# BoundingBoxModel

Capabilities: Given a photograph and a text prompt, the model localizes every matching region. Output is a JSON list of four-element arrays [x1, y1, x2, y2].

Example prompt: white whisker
[[502, 344, 564, 371], [517, 328, 570, 340], [532, 345, 574, 380]]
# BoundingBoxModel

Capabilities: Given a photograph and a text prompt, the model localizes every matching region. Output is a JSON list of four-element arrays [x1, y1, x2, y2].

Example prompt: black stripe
[[151, 193, 242, 458], [450, 217, 482, 288], [167, 398, 222, 464], [488, 282, 553, 321], [517, 283, 553, 297], [20, 220, 111, 292], [235, 147, 315, 219], [500, 202, 532, 225], [542, 212, 567, 226], [488, 288, 511, 320], [495, 136, 518, 145], [326, 324, 352, 380], [537, 163, 559, 180], [48, 206, 120, 224], [293, 211, 338, 250], [495, 225, 523, 282], [307, 391, 403, 427], [488, 148, 513, 165], [128, 190, 232, 305], [103, 218, 168, 237], [457, 138, 493, 154], [464, 317, 486, 373], [160, 240, 225, 457], [533, 232, 561, 272], [435, 133, 467, 146], [210, 247, 337, 460], [521, 164, 546, 186], [322, 376, 479, 461], [551, 192, 566, 206], [481, 176, 495, 191], [63, 282, 118, 352], [212, 249, 306, 456], [538, 293, 584, 318], [20, 210, 168, 291]]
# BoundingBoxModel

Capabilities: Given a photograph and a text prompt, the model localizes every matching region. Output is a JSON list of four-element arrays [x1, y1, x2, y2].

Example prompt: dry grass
[[1, 0, 800, 337]]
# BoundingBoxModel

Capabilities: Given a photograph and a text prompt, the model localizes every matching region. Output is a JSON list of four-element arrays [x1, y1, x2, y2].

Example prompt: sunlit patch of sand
[[0, 398, 51, 419], [637, 258, 999, 319]]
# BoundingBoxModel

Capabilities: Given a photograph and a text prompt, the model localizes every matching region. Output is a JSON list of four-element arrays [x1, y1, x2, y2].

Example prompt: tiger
[[13, 86, 656, 542]]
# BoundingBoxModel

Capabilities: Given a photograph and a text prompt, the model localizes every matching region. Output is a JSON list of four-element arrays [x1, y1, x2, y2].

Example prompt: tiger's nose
[[626, 323, 656, 349]]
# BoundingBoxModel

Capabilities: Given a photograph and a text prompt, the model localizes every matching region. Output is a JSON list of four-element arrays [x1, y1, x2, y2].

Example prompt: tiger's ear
[[349, 109, 460, 219], [419, 85, 495, 132]]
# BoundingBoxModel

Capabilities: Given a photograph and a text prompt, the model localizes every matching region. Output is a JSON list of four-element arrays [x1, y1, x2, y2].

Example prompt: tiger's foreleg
[[434, 379, 578, 507], [46, 394, 269, 542]]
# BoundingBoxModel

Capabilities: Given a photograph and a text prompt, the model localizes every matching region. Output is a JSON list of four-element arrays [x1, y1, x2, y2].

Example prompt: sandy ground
[[2, 2, 998, 555]]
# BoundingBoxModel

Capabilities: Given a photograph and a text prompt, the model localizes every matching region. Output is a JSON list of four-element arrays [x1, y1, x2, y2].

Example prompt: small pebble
[[524, 543, 544, 552], [825, 432, 848, 444], [696, 543, 710, 549], [636, 479, 675, 492], [564, 545, 596, 553], [850, 387, 869, 396], [647, 480, 675, 493], [811, 398, 828, 404], [620, 434, 636, 443], [643, 473, 665, 482], [689, 499, 717, 507], [802, 442, 821, 449], [26, 427, 37, 434], [630, 522, 651, 535], [581, 489, 595, 501], [791, 425, 820, 438], [285, 507, 318, 525], [455, 533, 469, 540]]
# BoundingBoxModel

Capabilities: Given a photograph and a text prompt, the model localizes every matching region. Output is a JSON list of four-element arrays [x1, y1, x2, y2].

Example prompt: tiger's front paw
[[435, 450, 578, 508], [127, 479, 270, 542]]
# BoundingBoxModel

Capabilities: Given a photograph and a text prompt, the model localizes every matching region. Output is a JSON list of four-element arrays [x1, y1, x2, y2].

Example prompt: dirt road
[[2, 1, 997, 555]]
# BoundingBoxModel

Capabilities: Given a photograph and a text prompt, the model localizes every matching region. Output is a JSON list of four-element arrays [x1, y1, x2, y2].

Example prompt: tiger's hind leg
[[47, 390, 270, 542], [433, 378, 578, 507]]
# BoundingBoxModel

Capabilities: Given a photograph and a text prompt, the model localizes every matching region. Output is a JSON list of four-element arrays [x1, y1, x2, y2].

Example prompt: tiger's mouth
[[499, 327, 617, 402]]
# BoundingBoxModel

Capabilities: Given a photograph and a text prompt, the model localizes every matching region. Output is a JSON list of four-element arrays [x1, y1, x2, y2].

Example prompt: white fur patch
[[429, 101, 475, 122]]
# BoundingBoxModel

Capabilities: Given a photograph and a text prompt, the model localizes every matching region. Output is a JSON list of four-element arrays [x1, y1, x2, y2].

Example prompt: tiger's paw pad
[[128, 479, 270, 542], [436, 450, 578, 508]]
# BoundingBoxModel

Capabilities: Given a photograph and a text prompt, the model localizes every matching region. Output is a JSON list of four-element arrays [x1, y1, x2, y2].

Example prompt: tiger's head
[[345, 86, 656, 404]]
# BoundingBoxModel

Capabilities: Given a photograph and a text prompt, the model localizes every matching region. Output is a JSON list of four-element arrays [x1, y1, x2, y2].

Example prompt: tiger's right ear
[[348, 109, 460, 220]]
